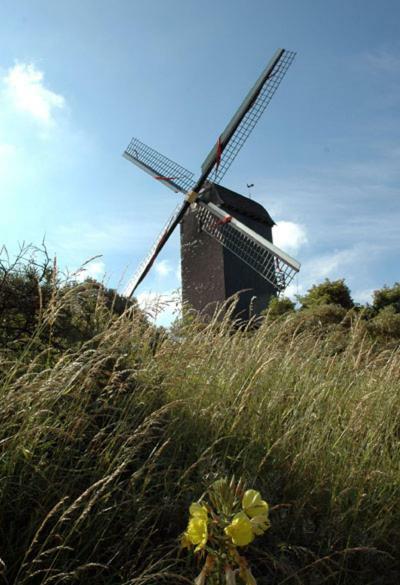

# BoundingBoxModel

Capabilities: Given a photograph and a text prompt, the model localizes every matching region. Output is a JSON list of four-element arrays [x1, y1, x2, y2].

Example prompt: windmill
[[122, 48, 300, 319]]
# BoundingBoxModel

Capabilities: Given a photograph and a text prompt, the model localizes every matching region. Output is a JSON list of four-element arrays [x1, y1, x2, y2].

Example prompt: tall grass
[[0, 285, 399, 584]]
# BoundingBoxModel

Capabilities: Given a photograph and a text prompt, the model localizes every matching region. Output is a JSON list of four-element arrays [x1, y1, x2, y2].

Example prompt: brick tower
[[181, 183, 276, 320]]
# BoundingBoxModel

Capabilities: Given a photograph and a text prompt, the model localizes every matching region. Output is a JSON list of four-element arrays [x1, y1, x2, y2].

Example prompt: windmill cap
[[201, 182, 275, 227]]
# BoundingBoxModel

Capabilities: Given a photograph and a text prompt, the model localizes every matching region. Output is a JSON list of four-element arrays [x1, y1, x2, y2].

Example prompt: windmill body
[[122, 49, 300, 318], [181, 183, 276, 319]]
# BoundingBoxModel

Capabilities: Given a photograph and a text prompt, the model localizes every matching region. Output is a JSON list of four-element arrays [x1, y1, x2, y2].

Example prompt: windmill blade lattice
[[203, 50, 296, 184], [196, 201, 300, 293], [123, 202, 185, 297], [124, 137, 195, 194]]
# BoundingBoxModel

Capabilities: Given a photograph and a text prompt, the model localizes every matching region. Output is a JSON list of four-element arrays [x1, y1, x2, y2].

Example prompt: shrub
[[0, 245, 140, 354], [369, 305, 400, 339], [298, 279, 354, 310], [266, 296, 296, 319], [372, 282, 400, 314]]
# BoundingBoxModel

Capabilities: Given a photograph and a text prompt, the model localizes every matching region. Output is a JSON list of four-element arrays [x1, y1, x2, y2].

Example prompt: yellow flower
[[250, 514, 270, 536], [242, 490, 269, 518], [181, 502, 208, 552], [185, 517, 208, 551], [224, 512, 254, 547], [183, 502, 209, 552], [189, 502, 208, 521]]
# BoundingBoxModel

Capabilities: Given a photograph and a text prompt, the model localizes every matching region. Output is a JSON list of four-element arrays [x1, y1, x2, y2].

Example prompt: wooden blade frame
[[123, 137, 195, 194], [196, 201, 300, 293], [201, 49, 296, 184], [123, 202, 186, 297]]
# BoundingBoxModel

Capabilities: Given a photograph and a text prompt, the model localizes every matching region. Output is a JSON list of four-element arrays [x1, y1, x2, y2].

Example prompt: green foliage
[[0, 245, 141, 354], [266, 295, 296, 319], [372, 282, 400, 314], [298, 278, 354, 310], [0, 246, 53, 348], [369, 305, 400, 339], [293, 302, 349, 328]]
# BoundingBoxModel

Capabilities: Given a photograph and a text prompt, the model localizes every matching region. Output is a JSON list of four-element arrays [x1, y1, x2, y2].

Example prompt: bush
[[372, 282, 400, 314], [369, 305, 400, 339], [266, 296, 296, 319], [298, 279, 354, 310], [0, 245, 140, 354]]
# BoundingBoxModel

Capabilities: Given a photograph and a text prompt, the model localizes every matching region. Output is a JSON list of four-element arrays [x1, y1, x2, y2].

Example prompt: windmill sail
[[123, 202, 186, 297], [201, 49, 296, 184], [124, 137, 195, 194], [196, 201, 300, 292]]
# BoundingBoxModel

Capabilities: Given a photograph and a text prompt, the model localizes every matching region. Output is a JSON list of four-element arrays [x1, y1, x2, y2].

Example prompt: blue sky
[[1, 0, 399, 322]]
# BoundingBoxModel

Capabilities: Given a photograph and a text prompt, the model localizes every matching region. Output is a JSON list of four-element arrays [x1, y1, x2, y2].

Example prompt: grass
[[0, 285, 399, 584]]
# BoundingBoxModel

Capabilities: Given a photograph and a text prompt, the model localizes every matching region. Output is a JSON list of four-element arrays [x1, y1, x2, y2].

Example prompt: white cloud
[[307, 248, 357, 281], [74, 259, 106, 283], [307, 242, 383, 284], [155, 259, 172, 278], [2, 63, 65, 125], [273, 221, 308, 254], [353, 288, 374, 305]]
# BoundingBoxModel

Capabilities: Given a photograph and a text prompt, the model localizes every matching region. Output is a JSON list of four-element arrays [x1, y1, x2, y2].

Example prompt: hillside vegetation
[[0, 247, 399, 584]]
